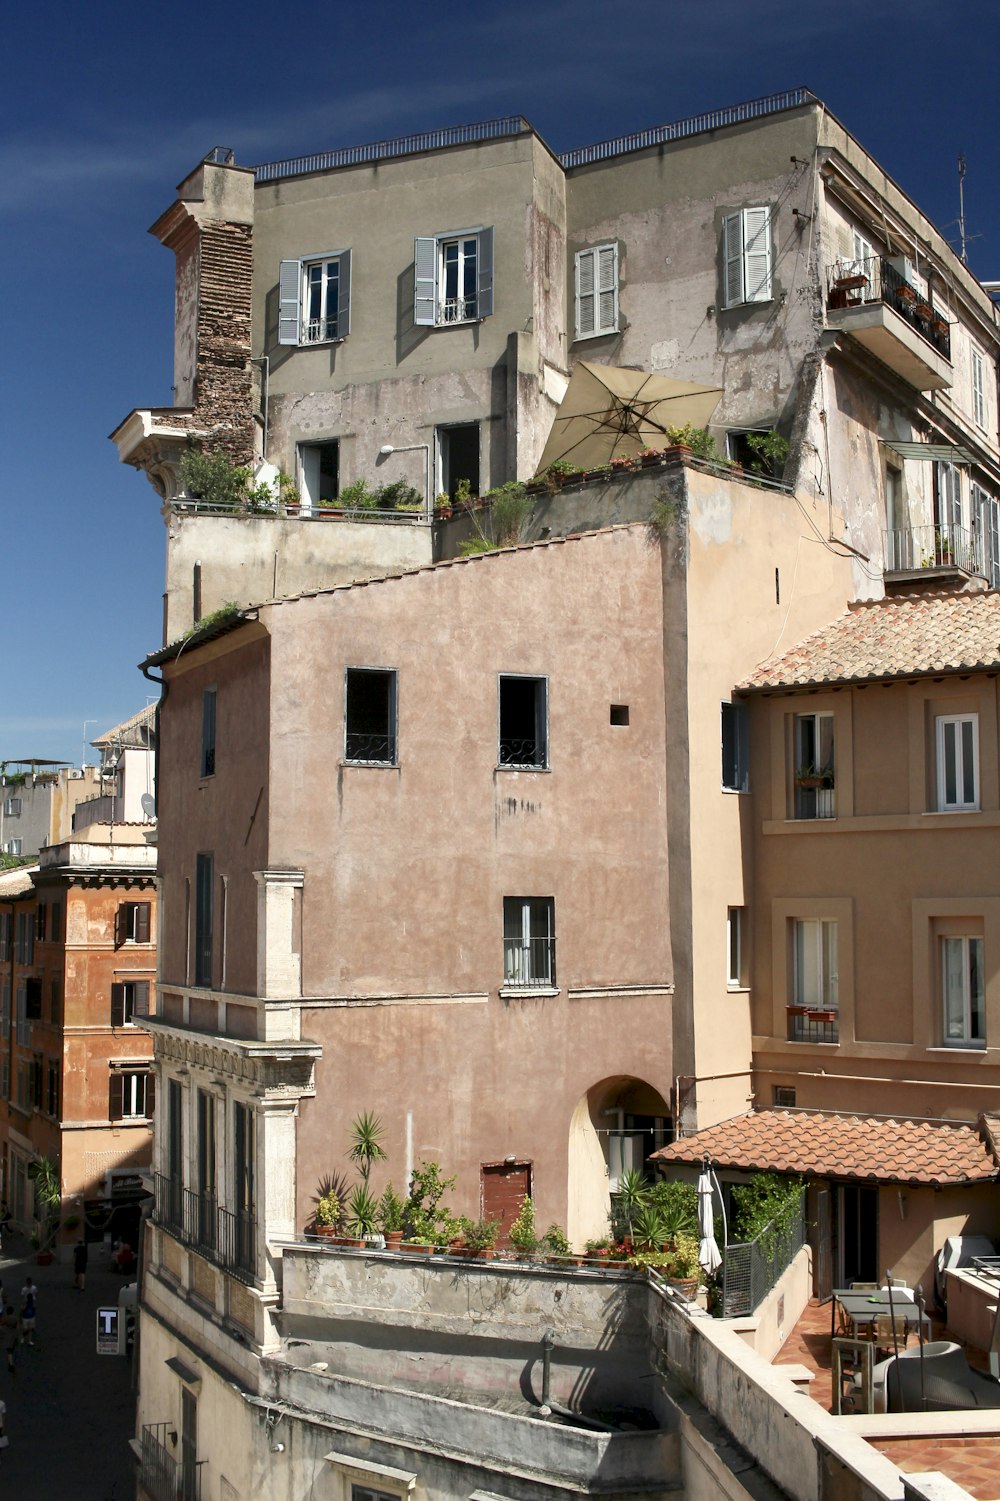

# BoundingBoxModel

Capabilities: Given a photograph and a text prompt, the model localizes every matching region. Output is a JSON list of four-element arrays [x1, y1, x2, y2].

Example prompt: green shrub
[[509, 1196, 539, 1254]]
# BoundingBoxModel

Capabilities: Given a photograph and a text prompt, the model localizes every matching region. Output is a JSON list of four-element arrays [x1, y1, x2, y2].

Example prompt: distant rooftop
[[92, 704, 156, 749], [739, 590, 1000, 693], [253, 87, 817, 186]]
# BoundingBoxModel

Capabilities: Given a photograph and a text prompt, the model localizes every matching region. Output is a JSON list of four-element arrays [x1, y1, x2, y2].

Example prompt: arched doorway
[[568, 1077, 671, 1246]]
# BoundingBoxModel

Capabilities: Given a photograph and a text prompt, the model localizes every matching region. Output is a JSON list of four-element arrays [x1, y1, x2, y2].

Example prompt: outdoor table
[[831, 1287, 932, 1341]]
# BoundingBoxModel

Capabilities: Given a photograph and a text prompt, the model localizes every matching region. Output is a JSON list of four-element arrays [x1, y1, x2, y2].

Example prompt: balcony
[[884, 523, 982, 581], [153, 1173, 256, 1284], [825, 257, 952, 391], [786, 1006, 839, 1044], [139, 1423, 204, 1501]]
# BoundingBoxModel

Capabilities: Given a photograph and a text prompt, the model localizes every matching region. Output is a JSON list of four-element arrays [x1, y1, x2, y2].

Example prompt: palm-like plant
[[347, 1183, 379, 1237], [348, 1111, 387, 1186], [616, 1167, 648, 1238]]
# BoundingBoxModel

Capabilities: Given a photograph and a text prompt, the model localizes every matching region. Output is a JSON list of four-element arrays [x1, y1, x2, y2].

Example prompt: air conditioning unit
[[67, 769, 84, 780]]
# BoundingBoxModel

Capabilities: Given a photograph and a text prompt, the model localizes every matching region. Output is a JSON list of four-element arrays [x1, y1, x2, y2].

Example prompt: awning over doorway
[[651, 1109, 1000, 1188], [881, 440, 976, 465]]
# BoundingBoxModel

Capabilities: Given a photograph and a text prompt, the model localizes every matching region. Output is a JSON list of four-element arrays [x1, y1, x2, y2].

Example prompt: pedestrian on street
[[2, 1306, 17, 1374], [73, 1238, 88, 1291], [19, 1278, 37, 1346]]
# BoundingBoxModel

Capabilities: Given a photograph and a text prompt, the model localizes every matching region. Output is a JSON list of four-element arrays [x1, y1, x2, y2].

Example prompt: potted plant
[[584, 1236, 611, 1263], [434, 493, 453, 520], [795, 764, 834, 790], [377, 1182, 406, 1246], [309, 1170, 350, 1238], [661, 1231, 702, 1298], [402, 1159, 457, 1251], [544, 458, 576, 491], [508, 1195, 539, 1259], [278, 471, 300, 515], [460, 1216, 501, 1259], [541, 1224, 573, 1263]]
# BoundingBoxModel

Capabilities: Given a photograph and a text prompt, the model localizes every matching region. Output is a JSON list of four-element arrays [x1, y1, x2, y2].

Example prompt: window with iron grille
[[498, 676, 547, 768], [345, 669, 397, 765], [503, 897, 555, 988]]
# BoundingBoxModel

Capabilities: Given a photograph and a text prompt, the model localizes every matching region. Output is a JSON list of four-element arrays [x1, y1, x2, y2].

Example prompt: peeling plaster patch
[[649, 341, 680, 372], [690, 494, 734, 547]]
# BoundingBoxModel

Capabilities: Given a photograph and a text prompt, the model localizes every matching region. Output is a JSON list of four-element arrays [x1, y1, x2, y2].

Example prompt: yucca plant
[[631, 1201, 668, 1253], [348, 1111, 387, 1186]]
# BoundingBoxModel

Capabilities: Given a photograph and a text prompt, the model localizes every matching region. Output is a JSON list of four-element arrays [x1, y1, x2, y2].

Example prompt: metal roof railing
[[255, 116, 532, 184], [559, 87, 817, 170]]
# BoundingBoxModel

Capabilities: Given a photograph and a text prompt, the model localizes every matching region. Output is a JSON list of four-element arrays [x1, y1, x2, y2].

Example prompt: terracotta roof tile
[[653, 1109, 998, 1187], [739, 591, 1000, 693]]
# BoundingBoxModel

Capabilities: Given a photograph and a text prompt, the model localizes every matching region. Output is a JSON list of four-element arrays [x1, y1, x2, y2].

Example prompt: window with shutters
[[4, 796, 21, 817], [47, 1060, 59, 1117], [0, 913, 10, 963], [201, 688, 217, 778], [972, 347, 986, 430], [574, 244, 619, 340], [4, 838, 21, 856], [974, 484, 1000, 589], [111, 979, 150, 1027], [110, 1069, 154, 1122], [115, 901, 151, 947], [414, 228, 494, 326], [721, 701, 749, 792], [35, 904, 46, 942], [721, 207, 773, 307], [277, 251, 352, 345], [15, 912, 33, 964]]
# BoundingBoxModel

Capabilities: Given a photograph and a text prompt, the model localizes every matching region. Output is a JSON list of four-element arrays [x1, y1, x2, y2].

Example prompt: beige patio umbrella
[[535, 361, 722, 475]]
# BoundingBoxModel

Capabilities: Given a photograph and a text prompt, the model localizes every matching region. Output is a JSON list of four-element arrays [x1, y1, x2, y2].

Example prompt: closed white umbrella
[[697, 1168, 722, 1276]]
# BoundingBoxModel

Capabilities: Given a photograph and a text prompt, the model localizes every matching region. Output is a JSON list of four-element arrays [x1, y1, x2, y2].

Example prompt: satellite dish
[[140, 793, 156, 819]]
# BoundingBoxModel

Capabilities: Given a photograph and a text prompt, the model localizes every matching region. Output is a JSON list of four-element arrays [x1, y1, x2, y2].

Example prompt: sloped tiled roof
[[0, 864, 38, 899], [653, 1109, 999, 1187], [92, 704, 156, 748], [739, 591, 1000, 693]]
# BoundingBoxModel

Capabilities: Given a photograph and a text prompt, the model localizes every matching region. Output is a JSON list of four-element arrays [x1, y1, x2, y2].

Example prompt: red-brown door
[[481, 1161, 531, 1242]]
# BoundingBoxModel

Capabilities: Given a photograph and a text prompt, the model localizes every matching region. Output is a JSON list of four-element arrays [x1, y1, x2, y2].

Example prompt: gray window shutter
[[597, 244, 617, 334], [109, 1074, 123, 1123], [278, 260, 301, 345], [414, 237, 437, 325], [743, 207, 772, 302], [114, 905, 126, 948], [722, 213, 744, 307], [136, 902, 151, 944], [339, 248, 352, 338], [134, 981, 150, 1019], [477, 226, 494, 319], [576, 248, 595, 338]]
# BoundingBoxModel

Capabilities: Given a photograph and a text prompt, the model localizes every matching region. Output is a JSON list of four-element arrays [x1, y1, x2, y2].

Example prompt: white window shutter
[[477, 226, 494, 319], [339, 248, 352, 338], [597, 244, 618, 334], [576, 248, 596, 338], [743, 207, 772, 302], [414, 237, 437, 325], [722, 213, 744, 307], [278, 260, 302, 345]]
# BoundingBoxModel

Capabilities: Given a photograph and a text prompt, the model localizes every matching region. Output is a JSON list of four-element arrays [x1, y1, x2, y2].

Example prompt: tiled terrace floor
[[774, 1299, 1000, 1501]]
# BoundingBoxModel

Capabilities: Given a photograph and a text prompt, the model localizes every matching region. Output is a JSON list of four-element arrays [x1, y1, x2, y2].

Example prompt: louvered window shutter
[[136, 903, 151, 943], [414, 238, 437, 325], [722, 214, 744, 307], [111, 984, 126, 1027], [597, 245, 618, 334], [114, 905, 125, 948], [109, 1074, 123, 1123], [278, 260, 302, 345], [743, 207, 772, 302], [146, 1073, 156, 1117], [576, 248, 596, 338], [476, 227, 494, 319], [338, 249, 352, 338], [134, 981, 149, 1020]]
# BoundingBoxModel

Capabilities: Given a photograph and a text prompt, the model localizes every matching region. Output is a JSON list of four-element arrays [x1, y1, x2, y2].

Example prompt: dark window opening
[[773, 1086, 796, 1108], [503, 897, 555, 988], [439, 424, 480, 502], [201, 688, 216, 778], [111, 980, 150, 1027], [721, 701, 749, 791], [195, 854, 214, 988], [115, 902, 151, 947], [610, 704, 630, 726], [25, 978, 42, 1020], [345, 669, 396, 764], [499, 676, 547, 768]]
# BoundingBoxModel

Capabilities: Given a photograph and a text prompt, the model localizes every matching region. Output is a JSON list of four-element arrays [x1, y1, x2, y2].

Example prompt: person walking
[[2, 1306, 17, 1374], [73, 1238, 88, 1291], [19, 1277, 37, 1346]]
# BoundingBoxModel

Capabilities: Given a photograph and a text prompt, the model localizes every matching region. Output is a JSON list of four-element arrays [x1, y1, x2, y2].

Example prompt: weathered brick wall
[[192, 218, 255, 466]]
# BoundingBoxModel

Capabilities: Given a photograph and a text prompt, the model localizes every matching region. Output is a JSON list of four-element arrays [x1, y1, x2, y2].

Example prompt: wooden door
[[481, 1161, 531, 1241]]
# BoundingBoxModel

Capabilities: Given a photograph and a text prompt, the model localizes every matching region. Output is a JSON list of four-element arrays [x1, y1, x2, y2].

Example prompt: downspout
[[140, 663, 168, 820], [536, 1330, 615, 1432]]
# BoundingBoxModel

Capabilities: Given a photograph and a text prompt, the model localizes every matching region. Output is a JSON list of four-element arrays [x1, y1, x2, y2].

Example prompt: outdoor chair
[[873, 1313, 911, 1359]]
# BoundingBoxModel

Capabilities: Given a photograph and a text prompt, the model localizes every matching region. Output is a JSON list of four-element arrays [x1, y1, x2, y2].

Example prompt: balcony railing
[[140, 1423, 204, 1501], [826, 257, 951, 361], [885, 524, 980, 575], [787, 1006, 839, 1044], [154, 1173, 256, 1283], [498, 736, 544, 768]]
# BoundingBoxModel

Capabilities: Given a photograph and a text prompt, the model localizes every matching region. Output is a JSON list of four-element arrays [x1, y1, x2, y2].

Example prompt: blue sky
[[2, 0, 997, 766]]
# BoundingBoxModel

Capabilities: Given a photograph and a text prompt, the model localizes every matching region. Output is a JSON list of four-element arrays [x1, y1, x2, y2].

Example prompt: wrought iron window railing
[[344, 732, 395, 764], [498, 736, 544, 768], [503, 936, 555, 988], [438, 296, 477, 324], [140, 1422, 205, 1501], [154, 1173, 256, 1283], [826, 256, 951, 361], [787, 1007, 839, 1044]]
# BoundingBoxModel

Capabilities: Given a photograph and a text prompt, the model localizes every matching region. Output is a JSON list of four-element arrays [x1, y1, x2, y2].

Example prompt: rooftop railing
[[255, 116, 531, 184]]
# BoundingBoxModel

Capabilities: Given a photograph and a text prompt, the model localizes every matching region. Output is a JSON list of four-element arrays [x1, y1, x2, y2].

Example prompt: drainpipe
[[535, 1330, 615, 1432]]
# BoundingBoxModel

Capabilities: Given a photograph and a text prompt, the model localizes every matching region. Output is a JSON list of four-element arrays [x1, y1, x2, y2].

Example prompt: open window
[[789, 918, 839, 1042], [111, 979, 150, 1026], [503, 897, 555, 989], [299, 440, 340, 508], [498, 676, 547, 769], [278, 251, 352, 345], [345, 669, 397, 765], [115, 901, 151, 947], [414, 228, 493, 326], [721, 701, 749, 791], [793, 712, 835, 819]]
